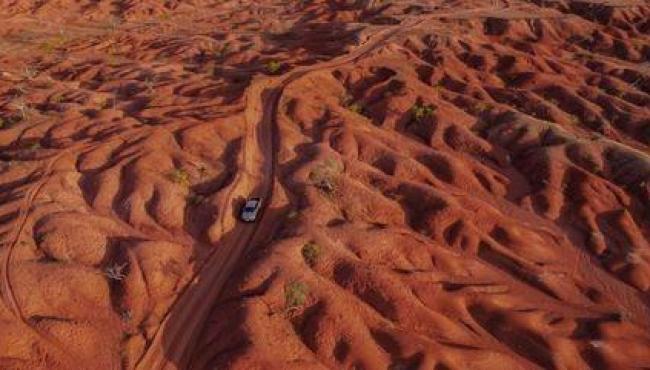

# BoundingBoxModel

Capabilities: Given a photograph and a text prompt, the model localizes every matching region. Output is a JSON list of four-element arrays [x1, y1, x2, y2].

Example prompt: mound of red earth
[[0, 0, 649, 369]]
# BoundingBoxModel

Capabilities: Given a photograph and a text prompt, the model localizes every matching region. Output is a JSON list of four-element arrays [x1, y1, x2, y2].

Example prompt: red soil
[[0, 0, 649, 369]]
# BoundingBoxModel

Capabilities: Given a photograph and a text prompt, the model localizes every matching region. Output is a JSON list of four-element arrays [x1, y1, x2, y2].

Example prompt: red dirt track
[[1, 0, 649, 369]]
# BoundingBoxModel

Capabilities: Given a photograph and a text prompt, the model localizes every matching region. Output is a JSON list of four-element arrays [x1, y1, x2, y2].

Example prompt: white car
[[240, 197, 262, 222]]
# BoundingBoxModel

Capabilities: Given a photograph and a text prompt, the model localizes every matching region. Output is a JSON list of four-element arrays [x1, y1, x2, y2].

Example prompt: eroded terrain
[[0, 0, 649, 369]]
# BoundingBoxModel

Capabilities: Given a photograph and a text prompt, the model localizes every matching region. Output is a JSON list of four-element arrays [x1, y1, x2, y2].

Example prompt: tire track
[[133, 3, 516, 366]]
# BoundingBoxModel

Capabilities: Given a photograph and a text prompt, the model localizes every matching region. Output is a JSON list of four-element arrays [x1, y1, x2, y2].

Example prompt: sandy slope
[[0, 0, 649, 369]]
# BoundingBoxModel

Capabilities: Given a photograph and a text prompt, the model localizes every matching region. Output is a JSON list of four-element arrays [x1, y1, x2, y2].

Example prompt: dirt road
[[135, 4, 564, 369], [133, 18, 416, 370]]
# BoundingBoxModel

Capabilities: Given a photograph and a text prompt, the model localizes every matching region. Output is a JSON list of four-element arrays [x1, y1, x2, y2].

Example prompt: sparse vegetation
[[589, 231, 605, 245], [187, 192, 205, 205], [11, 84, 28, 97], [198, 166, 208, 178], [167, 168, 191, 187], [284, 280, 309, 312], [410, 103, 436, 122], [474, 101, 494, 112], [144, 76, 156, 94], [22, 66, 37, 80], [104, 262, 128, 281], [302, 242, 322, 266], [121, 309, 132, 323], [265, 60, 282, 74], [309, 158, 343, 194], [12, 100, 32, 122], [575, 51, 594, 60], [589, 340, 604, 348], [568, 114, 580, 125], [0, 115, 22, 129], [341, 94, 365, 115], [39, 33, 69, 54], [24, 141, 41, 151], [347, 102, 364, 114], [50, 93, 65, 104], [212, 42, 230, 59], [626, 251, 644, 265]]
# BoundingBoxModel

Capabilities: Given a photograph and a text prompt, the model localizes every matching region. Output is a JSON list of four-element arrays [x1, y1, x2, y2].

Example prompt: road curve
[[133, 18, 414, 370], [133, 5, 517, 367]]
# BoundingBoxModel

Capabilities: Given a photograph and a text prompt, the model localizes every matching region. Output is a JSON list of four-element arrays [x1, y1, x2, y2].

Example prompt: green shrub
[[411, 103, 436, 122], [340, 94, 367, 116], [474, 101, 494, 112], [302, 242, 322, 266], [186, 192, 205, 205], [25, 142, 41, 151], [347, 102, 364, 114], [285, 281, 309, 312], [0, 115, 22, 129], [309, 158, 343, 194], [167, 168, 191, 187], [265, 60, 282, 74]]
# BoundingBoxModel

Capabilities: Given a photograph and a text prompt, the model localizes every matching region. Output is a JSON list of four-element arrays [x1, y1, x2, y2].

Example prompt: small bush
[[265, 60, 282, 74], [347, 102, 364, 114], [40, 33, 68, 53], [105, 263, 128, 281], [341, 94, 365, 115], [22, 67, 37, 80], [474, 101, 494, 112], [144, 76, 156, 94], [626, 251, 644, 265], [285, 281, 309, 312], [0, 115, 22, 129], [167, 168, 191, 187], [302, 242, 322, 266], [568, 115, 580, 125], [589, 231, 605, 248], [213, 42, 230, 59], [25, 142, 41, 151], [8, 100, 33, 123], [309, 158, 343, 194], [121, 309, 132, 323], [50, 94, 65, 104], [410, 103, 436, 122], [186, 192, 205, 205]]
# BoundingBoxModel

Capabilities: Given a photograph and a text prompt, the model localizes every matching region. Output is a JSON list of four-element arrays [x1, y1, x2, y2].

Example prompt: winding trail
[[133, 17, 418, 370], [134, 4, 529, 368], [3, 1, 650, 368]]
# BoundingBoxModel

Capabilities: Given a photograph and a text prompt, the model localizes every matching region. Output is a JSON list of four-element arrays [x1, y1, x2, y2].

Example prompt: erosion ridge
[[0, 0, 649, 369]]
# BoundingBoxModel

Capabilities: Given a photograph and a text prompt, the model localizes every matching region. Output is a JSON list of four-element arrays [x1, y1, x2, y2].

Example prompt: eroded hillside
[[0, 0, 649, 369]]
